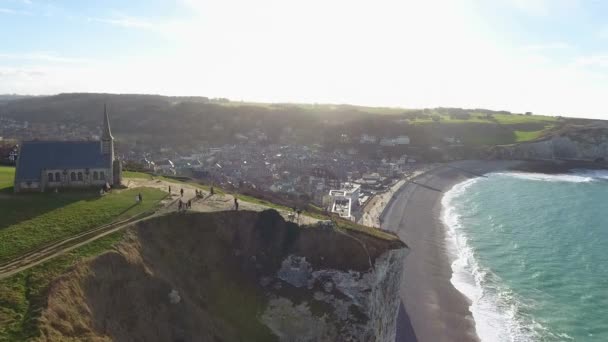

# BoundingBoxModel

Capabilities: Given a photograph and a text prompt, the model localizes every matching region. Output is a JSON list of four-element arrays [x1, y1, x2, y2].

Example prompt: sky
[[0, 0, 607, 118]]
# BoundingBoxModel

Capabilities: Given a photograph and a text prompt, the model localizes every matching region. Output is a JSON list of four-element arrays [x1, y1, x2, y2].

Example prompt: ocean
[[442, 171, 608, 341]]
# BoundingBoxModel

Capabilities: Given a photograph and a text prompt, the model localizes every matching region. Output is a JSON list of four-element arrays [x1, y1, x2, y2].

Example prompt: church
[[14, 106, 122, 192]]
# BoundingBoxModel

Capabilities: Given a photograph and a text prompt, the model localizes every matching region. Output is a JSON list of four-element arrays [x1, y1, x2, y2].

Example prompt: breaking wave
[[442, 178, 540, 342]]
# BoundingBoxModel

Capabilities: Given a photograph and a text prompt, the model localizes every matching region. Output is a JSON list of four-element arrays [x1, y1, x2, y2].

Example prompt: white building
[[326, 182, 361, 221], [360, 134, 377, 144], [394, 135, 410, 145], [380, 135, 410, 147]]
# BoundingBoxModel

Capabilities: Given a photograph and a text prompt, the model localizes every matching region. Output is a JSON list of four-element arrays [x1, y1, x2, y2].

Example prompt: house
[[379, 138, 395, 147], [155, 159, 176, 175], [14, 106, 121, 192], [394, 135, 410, 145], [380, 135, 410, 147], [326, 182, 361, 221], [360, 134, 377, 144]]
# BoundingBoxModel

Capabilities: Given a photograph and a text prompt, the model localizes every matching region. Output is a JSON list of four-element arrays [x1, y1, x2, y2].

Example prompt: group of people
[[167, 185, 185, 198], [168, 183, 239, 212], [178, 198, 192, 211]]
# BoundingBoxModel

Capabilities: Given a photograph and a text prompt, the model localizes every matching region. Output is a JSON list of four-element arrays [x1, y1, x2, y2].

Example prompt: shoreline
[[358, 164, 438, 229], [381, 160, 522, 342]]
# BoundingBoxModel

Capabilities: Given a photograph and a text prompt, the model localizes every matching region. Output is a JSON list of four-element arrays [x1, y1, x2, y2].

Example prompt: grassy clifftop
[[0, 167, 168, 340]]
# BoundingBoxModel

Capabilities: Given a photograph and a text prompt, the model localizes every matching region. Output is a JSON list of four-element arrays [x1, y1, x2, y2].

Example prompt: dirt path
[[0, 177, 320, 279], [126, 177, 320, 225]]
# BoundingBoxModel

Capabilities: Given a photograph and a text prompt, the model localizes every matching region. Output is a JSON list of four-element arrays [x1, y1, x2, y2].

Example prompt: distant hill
[[0, 93, 597, 155], [0, 94, 34, 104]]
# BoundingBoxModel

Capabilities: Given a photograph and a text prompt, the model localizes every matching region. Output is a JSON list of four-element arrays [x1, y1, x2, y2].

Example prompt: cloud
[[505, 0, 581, 16], [87, 15, 155, 30], [0, 8, 17, 14], [0, 67, 46, 78], [575, 55, 608, 68], [521, 42, 571, 51], [0, 52, 92, 64]]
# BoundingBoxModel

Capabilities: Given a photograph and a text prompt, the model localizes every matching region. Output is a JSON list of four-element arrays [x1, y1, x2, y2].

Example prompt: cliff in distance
[[35, 210, 408, 342], [486, 124, 608, 162]]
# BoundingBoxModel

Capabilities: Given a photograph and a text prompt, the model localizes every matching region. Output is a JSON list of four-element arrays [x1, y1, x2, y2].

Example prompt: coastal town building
[[13, 106, 122, 192], [154, 159, 176, 175], [326, 182, 361, 221]]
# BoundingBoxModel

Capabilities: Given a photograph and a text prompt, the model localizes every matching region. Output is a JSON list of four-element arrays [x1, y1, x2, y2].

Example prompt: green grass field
[[514, 129, 545, 142], [409, 112, 557, 125], [0, 166, 166, 262], [122, 170, 155, 179], [0, 167, 167, 340], [0, 230, 125, 341], [0, 166, 15, 191]]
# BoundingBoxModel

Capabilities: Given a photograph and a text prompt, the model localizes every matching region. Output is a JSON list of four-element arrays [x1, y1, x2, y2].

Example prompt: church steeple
[[102, 103, 114, 141], [101, 104, 114, 156]]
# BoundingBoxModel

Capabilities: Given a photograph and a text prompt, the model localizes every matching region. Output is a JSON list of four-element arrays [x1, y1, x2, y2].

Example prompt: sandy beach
[[381, 160, 521, 342]]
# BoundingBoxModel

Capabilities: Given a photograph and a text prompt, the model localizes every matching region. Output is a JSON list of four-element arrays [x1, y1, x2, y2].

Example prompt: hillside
[[0, 166, 408, 341], [34, 210, 406, 342], [0, 93, 590, 154], [486, 122, 608, 162]]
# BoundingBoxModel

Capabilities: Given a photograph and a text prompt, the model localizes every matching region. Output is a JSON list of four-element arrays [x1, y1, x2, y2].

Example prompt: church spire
[[102, 103, 113, 141], [101, 103, 114, 156]]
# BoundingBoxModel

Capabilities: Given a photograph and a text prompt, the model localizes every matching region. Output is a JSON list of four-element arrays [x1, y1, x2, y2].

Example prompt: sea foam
[[490, 172, 594, 183], [442, 178, 538, 342]]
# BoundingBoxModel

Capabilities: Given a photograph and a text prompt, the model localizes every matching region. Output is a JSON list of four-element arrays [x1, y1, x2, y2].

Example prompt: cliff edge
[[486, 124, 608, 161], [35, 210, 408, 342]]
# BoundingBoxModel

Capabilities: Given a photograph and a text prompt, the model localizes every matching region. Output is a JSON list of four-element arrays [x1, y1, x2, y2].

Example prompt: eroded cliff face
[[36, 210, 407, 342], [487, 125, 608, 161]]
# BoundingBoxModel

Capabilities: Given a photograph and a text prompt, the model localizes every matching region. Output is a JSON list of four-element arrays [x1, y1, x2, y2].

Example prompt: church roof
[[16, 141, 111, 181]]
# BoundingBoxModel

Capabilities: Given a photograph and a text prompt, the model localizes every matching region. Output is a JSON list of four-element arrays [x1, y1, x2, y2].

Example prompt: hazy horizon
[[2, 0, 607, 119]]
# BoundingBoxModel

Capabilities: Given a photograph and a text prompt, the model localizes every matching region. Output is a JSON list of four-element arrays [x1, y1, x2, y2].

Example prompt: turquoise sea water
[[442, 171, 608, 341]]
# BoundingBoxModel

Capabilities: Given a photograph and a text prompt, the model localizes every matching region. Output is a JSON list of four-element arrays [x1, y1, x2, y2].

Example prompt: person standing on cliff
[[234, 197, 239, 211]]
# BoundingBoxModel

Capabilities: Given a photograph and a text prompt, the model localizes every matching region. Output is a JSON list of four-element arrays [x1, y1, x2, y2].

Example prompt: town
[[0, 112, 428, 223]]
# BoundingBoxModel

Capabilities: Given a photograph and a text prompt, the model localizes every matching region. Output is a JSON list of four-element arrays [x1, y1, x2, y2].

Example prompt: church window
[[55, 172, 61, 182], [93, 171, 99, 180], [70, 172, 76, 181], [100, 171, 106, 180], [48, 173, 53, 182], [77, 172, 83, 181]]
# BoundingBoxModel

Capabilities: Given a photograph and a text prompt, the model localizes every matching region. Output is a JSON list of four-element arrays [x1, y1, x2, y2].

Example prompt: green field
[[0, 166, 166, 262], [0, 167, 167, 340], [0, 230, 125, 341], [122, 170, 155, 179], [409, 112, 558, 125], [0, 166, 14, 191], [514, 129, 546, 142]]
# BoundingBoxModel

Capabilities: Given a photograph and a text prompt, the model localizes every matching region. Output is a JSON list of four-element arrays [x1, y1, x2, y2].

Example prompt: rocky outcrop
[[263, 247, 406, 341], [36, 210, 407, 342], [486, 125, 608, 161]]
